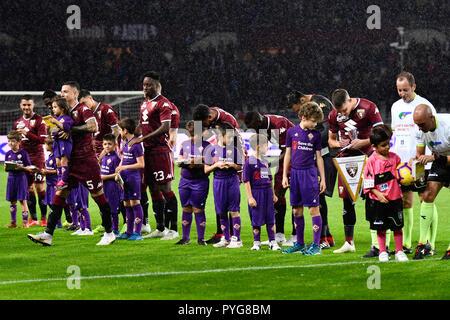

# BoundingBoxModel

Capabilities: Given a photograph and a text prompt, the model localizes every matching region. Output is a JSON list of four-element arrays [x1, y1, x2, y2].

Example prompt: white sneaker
[[79, 229, 94, 236], [275, 233, 287, 245], [143, 228, 169, 239], [261, 240, 270, 246], [28, 232, 52, 246], [395, 250, 408, 262], [213, 236, 229, 248], [333, 241, 356, 253], [269, 240, 281, 251], [71, 228, 83, 235], [141, 224, 151, 234], [96, 232, 116, 246], [251, 241, 261, 251], [379, 251, 390, 262], [283, 235, 296, 247], [161, 230, 180, 240], [227, 236, 243, 248]]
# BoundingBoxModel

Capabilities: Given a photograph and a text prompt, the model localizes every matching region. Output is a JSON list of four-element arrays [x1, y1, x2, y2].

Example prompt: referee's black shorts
[[427, 160, 450, 188]]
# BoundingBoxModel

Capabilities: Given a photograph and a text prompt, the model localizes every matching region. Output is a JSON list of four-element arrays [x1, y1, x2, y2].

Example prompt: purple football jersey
[[243, 156, 272, 188], [5, 149, 31, 178], [204, 144, 242, 178], [286, 125, 322, 169], [179, 140, 210, 180], [101, 152, 121, 175], [122, 137, 144, 170], [45, 153, 58, 186]]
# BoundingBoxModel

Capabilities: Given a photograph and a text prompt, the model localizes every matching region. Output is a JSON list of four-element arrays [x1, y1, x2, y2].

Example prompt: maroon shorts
[[144, 148, 175, 186], [68, 154, 103, 194], [274, 164, 290, 194]]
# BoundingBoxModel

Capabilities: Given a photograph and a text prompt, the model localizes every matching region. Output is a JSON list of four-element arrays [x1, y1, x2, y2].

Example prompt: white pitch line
[[0, 258, 442, 286]]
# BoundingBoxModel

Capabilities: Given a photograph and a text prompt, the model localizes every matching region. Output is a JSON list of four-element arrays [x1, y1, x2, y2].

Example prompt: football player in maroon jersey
[[28, 81, 115, 246], [14, 95, 47, 227], [328, 89, 384, 254]]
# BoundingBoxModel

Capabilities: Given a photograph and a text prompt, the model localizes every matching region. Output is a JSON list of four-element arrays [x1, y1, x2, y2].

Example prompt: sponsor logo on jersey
[[399, 112, 412, 120], [428, 141, 442, 148], [379, 183, 388, 192]]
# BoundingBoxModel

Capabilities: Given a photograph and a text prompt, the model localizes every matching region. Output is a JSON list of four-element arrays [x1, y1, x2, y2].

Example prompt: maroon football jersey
[[13, 113, 46, 165], [170, 102, 180, 130], [93, 102, 119, 155], [210, 107, 240, 129], [70, 103, 97, 158], [264, 114, 295, 148], [139, 95, 172, 150], [328, 98, 383, 156]]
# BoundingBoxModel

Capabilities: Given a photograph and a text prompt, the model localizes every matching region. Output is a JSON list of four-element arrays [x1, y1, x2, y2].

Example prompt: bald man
[[412, 104, 450, 260]]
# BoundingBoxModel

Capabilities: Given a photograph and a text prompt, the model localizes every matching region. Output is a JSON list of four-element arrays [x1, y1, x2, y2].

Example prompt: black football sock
[[28, 192, 37, 220], [63, 206, 73, 224], [152, 198, 166, 232], [274, 202, 286, 234], [141, 190, 149, 225], [38, 192, 47, 220]]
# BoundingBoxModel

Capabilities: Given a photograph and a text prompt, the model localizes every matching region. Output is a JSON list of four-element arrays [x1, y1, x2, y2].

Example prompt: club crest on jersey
[[18, 154, 22, 159], [345, 162, 358, 178], [308, 133, 314, 140], [73, 111, 78, 119], [107, 159, 111, 165], [97, 111, 102, 119], [30, 120, 36, 127], [356, 109, 365, 119]]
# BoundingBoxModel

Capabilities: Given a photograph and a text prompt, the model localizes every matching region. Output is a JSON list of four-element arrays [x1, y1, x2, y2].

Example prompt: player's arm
[[282, 147, 291, 188], [24, 121, 47, 144], [111, 125, 120, 139], [120, 155, 145, 172], [244, 181, 257, 207], [131, 121, 171, 147], [328, 131, 342, 149], [315, 150, 326, 194], [414, 145, 435, 165], [169, 128, 178, 149], [41, 168, 57, 175]]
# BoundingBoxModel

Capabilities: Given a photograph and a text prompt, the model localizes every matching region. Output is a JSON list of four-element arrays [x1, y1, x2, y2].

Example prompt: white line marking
[[0, 258, 442, 286]]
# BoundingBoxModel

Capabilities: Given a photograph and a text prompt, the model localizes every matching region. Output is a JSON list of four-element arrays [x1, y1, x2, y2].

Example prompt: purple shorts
[[66, 188, 78, 205], [122, 171, 141, 201], [45, 184, 56, 206], [290, 167, 320, 208], [104, 180, 121, 214], [213, 175, 240, 215], [6, 175, 28, 202], [248, 187, 276, 226], [179, 177, 209, 210], [53, 139, 72, 160]]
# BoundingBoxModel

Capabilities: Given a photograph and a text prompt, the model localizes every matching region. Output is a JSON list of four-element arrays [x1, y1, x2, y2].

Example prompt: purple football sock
[[79, 212, 85, 230], [195, 212, 206, 241], [253, 226, 261, 242], [232, 216, 241, 241], [182, 211, 193, 241], [126, 206, 134, 235], [220, 216, 230, 241], [312, 215, 322, 245], [61, 166, 69, 183], [71, 206, 78, 227], [294, 215, 305, 245], [80, 208, 91, 231], [132, 204, 143, 235], [57, 167, 62, 180], [112, 213, 119, 232], [266, 223, 275, 242], [22, 210, 28, 223], [10, 204, 17, 223]]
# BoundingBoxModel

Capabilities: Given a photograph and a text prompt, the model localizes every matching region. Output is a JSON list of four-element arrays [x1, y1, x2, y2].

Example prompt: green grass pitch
[[0, 165, 448, 300]]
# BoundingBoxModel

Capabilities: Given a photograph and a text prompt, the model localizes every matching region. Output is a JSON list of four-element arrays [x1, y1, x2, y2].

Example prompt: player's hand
[[115, 166, 123, 174], [319, 180, 327, 194], [17, 129, 27, 136], [407, 157, 416, 166], [58, 131, 70, 140], [273, 194, 278, 203], [349, 139, 366, 150], [282, 176, 289, 189], [114, 174, 119, 181], [339, 139, 351, 148], [216, 161, 228, 169], [248, 197, 257, 207], [416, 155, 434, 165], [128, 137, 142, 148], [377, 192, 389, 204]]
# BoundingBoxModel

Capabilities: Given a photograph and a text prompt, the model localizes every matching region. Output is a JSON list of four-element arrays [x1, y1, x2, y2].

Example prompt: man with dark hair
[[28, 81, 116, 246], [42, 90, 58, 114], [328, 89, 384, 254], [129, 71, 180, 240], [14, 95, 48, 227], [193, 103, 247, 244], [78, 89, 120, 157], [287, 90, 337, 249], [244, 111, 295, 246]]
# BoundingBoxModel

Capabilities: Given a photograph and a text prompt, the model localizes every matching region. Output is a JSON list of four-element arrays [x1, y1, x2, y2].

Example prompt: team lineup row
[[5, 71, 449, 260]]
